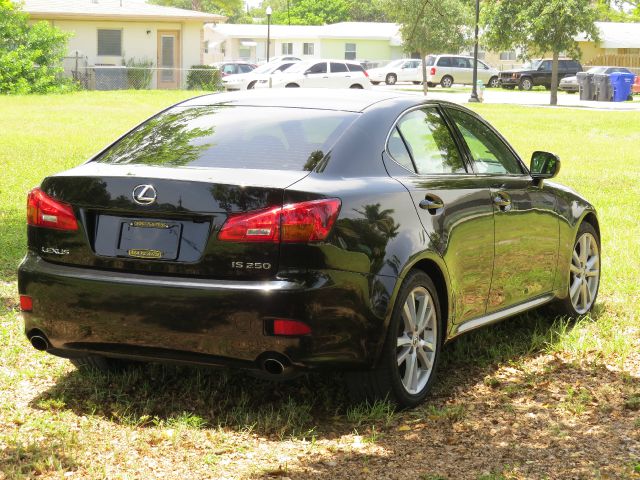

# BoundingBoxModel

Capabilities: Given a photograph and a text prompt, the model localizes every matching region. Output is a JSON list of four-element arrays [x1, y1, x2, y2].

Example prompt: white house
[[22, 0, 226, 89], [204, 22, 404, 65]]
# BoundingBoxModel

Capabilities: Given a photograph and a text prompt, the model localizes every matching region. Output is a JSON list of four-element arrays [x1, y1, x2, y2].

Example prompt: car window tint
[[277, 63, 294, 71], [307, 62, 327, 74], [425, 56, 436, 66], [222, 64, 235, 74], [478, 60, 490, 70], [437, 57, 452, 67], [239, 64, 253, 73], [455, 57, 472, 69], [387, 127, 415, 172], [539, 60, 552, 71], [396, 108, 465, 175], [447, 108, 523, 175], [347, 63, 364, 73], [330, 62, 348, 73], [95, 106, 358, 171]]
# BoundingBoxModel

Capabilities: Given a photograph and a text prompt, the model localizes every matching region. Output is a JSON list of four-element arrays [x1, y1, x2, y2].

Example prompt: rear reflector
[[27, 188, 78, 231], [430, 67, 436, 76], [218, 198, 341, 243], [272, 319, 312, 336], [20, 295, 33, 312]]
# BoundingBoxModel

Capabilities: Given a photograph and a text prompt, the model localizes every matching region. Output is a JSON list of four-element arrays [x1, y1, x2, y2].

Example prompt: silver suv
[[425, 55, 500, 88]]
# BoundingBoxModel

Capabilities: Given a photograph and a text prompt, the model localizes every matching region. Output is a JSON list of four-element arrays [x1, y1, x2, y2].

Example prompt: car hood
[[501, 68, 532, 74]]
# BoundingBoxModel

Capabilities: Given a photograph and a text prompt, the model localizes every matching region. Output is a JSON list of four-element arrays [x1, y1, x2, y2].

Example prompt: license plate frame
[[117, 219, 182, 261]]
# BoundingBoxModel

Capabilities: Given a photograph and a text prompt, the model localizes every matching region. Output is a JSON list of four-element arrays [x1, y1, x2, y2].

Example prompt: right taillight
[[430, 67, 436, 76], [27, 188, 78, 231], [218, 198, 341, 243]]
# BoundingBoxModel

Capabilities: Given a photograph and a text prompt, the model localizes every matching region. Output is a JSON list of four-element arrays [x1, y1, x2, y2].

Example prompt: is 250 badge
[[231, 261, 272, 270]]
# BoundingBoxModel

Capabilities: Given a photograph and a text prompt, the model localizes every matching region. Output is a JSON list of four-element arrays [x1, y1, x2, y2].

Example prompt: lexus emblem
[[132, 184, 157, 205]]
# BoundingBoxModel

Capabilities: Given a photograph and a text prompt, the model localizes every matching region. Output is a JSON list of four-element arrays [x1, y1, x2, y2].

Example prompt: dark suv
[[500, 59, 582, 90]]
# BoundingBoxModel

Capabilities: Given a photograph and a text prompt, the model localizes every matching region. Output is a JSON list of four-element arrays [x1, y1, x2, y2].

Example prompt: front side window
[[98, 29, 122, 56], [391, 108, 465, 175], [447, 108, 523, 175], [303, 43, 314, 55], [307, 62, 327, 74], [281, 43, 293, 55], [437, 57, 452, 67], [345, 43, 356, 60]]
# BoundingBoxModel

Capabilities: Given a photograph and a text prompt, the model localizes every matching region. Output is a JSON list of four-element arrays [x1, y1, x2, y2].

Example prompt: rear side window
[[447, 108, 523, 175], [330, 62, 348, 73], [95, 106, 358, 171], [437, 57, 452, 67], [347, 63, 364, 73], [454, 57, 472, 69], [239, 64, 253, 73], [391, 108, 465, 175]]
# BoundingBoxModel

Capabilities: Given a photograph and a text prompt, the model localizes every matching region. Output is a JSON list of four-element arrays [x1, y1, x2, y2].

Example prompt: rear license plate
[[118, 220, 182, 260]]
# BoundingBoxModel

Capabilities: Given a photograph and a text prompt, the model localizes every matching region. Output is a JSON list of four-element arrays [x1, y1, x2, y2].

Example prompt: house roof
[[22, 0, 226, 23], [577, 21, 640, 48], [207, 22, 401, 44]]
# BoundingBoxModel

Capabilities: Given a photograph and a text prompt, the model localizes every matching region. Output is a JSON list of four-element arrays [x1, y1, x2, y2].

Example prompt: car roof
[[177, 89, 443, 113]]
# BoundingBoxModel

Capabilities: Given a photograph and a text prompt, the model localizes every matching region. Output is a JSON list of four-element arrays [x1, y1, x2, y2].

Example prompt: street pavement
[[372, 83, 640, 111]]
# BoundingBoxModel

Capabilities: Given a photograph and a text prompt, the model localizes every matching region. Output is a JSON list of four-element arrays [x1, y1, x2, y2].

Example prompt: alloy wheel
[[396, 286, 437, 395], [569, 232, 600, 314]]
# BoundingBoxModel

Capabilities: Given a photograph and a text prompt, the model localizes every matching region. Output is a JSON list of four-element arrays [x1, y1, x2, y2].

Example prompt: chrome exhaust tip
[[30, 335, 49, 352], [262, 358, 285, 375]]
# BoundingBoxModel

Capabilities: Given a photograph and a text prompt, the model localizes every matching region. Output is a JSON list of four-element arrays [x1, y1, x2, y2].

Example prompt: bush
[[0, 0, 73, 94], [124, 57, 154, 90], [186, 65, 223, 91]]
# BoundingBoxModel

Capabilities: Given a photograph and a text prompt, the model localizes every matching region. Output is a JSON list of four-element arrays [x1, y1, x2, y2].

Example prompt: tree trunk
[[421, 51, 428, 96], [550, 51, 559, 106]]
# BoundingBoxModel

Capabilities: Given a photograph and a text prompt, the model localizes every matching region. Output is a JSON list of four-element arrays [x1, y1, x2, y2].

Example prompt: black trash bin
[[577, 72, 593, 100], [592, 73, 611, 102]]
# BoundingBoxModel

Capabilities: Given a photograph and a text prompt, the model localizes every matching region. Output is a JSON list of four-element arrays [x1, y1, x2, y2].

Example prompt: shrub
[[0, 0, 74, 94], [124, 57, 154, 90], [186, 65, 222, 91]]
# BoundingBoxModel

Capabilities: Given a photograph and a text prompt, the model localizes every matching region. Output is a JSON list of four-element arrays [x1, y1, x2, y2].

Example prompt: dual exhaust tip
[[29, 333, 49, 351]]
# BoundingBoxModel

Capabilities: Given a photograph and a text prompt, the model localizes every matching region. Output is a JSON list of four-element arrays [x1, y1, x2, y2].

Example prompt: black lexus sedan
[[19, 90, 600, 408]]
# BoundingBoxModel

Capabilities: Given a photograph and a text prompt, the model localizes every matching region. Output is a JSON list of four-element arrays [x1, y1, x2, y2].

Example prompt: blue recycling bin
[[609, 72, 636, 102]]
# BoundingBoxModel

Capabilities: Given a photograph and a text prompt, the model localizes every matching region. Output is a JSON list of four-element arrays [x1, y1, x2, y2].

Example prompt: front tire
[[554, 222, 601, 316], [488, 76, 499, 88], [285, 83, 300, 88], [346, 271, 442, 408], [519, 77, 533, 91]]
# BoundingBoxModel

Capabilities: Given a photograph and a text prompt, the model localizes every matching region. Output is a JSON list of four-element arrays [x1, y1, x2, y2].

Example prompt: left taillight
[[27, 188, 78, 231], [218, 198, 341, 243]]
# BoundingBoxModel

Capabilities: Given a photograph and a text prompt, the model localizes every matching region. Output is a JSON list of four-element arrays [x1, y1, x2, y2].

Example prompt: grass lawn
[[1, 91, 639, 479]]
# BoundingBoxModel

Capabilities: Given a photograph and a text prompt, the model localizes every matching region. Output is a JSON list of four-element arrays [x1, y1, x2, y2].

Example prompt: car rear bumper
[[18, 253, 393, 370]]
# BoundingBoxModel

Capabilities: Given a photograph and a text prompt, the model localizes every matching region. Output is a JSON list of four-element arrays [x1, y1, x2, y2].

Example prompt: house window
[[499, 51, 516, 61], [203, 41, 209, 54], [345, 43, 356, 60], [97, 29, 122, 56], [303, 43, 314, 55], [281, 43, 293, 55]]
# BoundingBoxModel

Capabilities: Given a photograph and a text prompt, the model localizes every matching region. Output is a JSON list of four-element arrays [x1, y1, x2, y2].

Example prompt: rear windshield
[[95, 106, 358, 171]]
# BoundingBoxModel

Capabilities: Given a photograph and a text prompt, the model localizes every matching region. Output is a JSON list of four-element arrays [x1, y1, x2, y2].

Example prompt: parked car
[[425, 54, 500, 88], [634, 75, 640, 95], [258, 55, 302, 65], [211, 61, 257, 77], [19, 90, 600, 408], [367, 59, 423, 85], [256, 60, 371, 89], [222, 61, 299, 90], [500, 59, 582, 91], [559, 66, 634, 93]]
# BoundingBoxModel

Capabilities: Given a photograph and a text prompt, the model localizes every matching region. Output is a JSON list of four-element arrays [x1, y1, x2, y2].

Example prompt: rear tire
[[440, 75, 453, 88], [346, 271, 443, 409], [552, 222, 601, 317], [488, 76, 499, 88], [385, 73, 397, 85], [427, 82, 436, 88], [285, 83, 300, 88], [247, 81, 257, 89], [413, 81, 422, 85], [349, 84, 364, 89]]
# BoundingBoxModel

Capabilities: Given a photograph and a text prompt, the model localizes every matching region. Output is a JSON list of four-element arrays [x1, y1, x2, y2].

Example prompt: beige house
[[23, 0, 225, 89], [204, 22, 404, 65], [577, 22, 640, 67]]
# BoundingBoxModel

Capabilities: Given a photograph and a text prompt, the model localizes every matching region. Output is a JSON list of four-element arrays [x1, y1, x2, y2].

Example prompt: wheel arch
[[581, 211, 600, 240]]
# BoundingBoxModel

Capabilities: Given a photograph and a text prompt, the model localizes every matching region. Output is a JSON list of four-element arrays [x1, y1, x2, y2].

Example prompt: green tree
[[481, 0, 599, 105], [0, 0, 72, 94], [270, 0, 351, 25], [387, 0, 472, 95]]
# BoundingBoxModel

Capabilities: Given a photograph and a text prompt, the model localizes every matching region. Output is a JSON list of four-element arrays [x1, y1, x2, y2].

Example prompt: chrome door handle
[[419, 195, 444, 213]]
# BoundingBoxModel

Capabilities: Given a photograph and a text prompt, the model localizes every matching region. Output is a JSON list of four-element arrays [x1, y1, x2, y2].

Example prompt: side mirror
[[304, 70, 311, 76], [530, 151, 560, 180]]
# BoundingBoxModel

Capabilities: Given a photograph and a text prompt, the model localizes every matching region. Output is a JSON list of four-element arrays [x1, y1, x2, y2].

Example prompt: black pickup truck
[[500, 59, 582, 90]]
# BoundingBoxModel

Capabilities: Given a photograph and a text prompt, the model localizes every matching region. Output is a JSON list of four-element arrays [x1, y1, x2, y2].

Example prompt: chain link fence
[[61, 55, 222, 91]]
